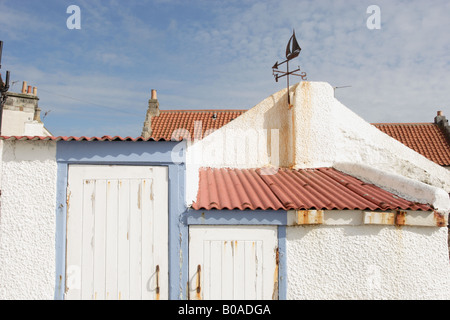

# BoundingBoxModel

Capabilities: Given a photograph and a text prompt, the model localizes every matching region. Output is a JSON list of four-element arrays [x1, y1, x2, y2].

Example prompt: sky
[[0, 0, 449, 137]]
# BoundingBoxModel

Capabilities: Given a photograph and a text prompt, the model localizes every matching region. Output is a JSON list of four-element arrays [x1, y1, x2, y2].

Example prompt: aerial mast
[[0, 40, 11, 134]]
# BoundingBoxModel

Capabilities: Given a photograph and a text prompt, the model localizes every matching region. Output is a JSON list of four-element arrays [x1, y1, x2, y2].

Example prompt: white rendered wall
[[287, 224, 450, 300], [0, 140, 57, 299], [1, 109, 34, 136], [23, 121, 47, 136], [185, 87, 291, 205]]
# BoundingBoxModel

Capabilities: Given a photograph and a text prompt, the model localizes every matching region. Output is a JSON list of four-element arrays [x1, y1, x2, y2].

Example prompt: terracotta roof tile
[[192, 167, 433, 211], [0, 135, 163, 141], [373, 123, 450, 165], [151, 109, 246, 141]]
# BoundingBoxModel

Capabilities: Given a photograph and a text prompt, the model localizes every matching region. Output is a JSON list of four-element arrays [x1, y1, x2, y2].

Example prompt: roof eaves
[[0, 135, 172, 142]]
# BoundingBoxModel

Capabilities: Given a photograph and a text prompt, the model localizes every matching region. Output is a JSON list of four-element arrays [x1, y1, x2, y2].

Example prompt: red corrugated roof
[[373, 123, 450, 166], [192, 167, 433, 211]]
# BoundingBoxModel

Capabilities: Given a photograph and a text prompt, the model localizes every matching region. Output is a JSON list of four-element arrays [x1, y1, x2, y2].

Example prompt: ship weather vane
[[272, 30, 307, 107]]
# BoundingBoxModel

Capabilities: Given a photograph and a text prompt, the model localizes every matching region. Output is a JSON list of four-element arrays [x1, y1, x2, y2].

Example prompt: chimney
[[141, 89, 160, 139], [2, 80, 42, 136], [34, 107, 42, 123], [21, 81, 27, 94], [435, 110, 450, 144]]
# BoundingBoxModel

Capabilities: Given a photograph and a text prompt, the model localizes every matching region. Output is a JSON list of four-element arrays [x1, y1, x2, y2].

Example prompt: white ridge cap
[[333, 162, 450, 215]]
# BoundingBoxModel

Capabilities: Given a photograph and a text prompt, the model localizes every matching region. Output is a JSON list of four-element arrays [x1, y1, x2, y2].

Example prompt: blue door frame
[[54, 140, 287, 300], [54, 140, 187, 300], [186, 210, 287, 300]]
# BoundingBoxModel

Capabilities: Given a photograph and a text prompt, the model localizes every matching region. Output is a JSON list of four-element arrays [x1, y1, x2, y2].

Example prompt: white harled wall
[[287, 225, 450, 300], [0, 140, 57, 299]]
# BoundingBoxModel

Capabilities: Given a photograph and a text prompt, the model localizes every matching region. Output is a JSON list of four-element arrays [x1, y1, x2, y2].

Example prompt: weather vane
[[272, 30, 307, 107]]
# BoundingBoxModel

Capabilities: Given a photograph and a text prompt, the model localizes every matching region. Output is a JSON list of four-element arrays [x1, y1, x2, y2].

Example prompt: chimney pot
[[27, 85, 32, 94], [34, 107, 42, 123], [33, 87, 37, 96], [22, 81, 27, 94], [151, 89, 157, 100]]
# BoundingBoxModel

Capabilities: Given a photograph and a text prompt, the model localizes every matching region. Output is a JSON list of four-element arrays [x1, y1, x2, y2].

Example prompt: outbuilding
[[0, 81, 449, 299]]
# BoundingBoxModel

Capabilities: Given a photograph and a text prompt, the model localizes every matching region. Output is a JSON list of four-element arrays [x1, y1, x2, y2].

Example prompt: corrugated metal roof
[[0, 135, 167, 141], [374, 123, 450, 166], [192, 167, 433, 211]]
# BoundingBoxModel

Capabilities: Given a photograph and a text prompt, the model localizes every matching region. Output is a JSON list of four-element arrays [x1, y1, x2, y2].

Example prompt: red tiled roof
[[151, 109, 246, 141], [192, 167, 433, 211], [0, 135, 165, 141], [373, 123, 450, 165]]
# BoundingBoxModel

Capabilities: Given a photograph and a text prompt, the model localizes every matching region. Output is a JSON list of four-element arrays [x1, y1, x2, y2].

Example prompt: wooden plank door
[[189, 226, 278, 300], [65, 165, 168, 300]]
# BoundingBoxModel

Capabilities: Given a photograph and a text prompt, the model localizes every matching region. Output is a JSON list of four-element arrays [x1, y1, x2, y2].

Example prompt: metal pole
[[0, 40, 3, 69], [287, 60, 290, 106], [0, 66, 10, 135], [0, 97, 3, 135]]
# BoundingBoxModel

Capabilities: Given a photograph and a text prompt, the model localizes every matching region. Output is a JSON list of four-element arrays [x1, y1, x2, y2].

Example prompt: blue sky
[[1, 0, 449, 137]]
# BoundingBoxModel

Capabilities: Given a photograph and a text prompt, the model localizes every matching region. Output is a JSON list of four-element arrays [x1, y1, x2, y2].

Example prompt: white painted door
[[189, 226, 278, 300], [65, 165, 168, 300]]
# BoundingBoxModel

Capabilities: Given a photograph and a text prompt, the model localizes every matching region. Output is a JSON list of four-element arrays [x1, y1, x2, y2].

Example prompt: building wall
[[286, 224, 450, 300], [0, 138, 449, 300], [185, 81, 450, 206], [0, 140, 57, 299], [0, 139, 187, 300], [1, 90, 51, 137], [1, 109, 35, 136]]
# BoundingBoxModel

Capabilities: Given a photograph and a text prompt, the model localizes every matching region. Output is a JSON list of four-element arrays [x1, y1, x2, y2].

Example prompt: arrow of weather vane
[[272, 30, 307, 107]]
